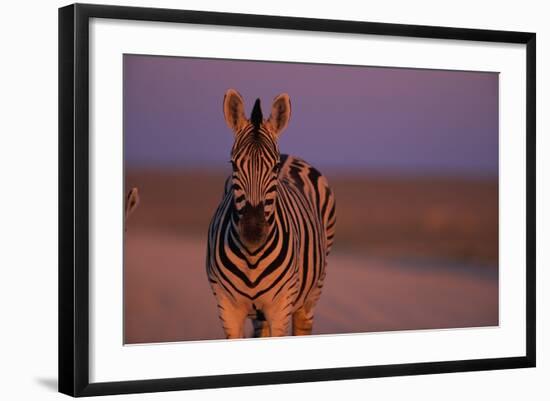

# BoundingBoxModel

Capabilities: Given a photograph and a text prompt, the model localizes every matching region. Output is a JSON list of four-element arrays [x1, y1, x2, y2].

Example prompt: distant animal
[[125, 187, 140, 225], [206, 89, 336, 338]]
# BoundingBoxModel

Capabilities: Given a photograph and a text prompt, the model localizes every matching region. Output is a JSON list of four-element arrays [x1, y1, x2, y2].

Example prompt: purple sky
[[124, 55, 498, 176]]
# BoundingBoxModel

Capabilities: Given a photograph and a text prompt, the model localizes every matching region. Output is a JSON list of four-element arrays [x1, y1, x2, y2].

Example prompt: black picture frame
[[58, 3, 536, 397]]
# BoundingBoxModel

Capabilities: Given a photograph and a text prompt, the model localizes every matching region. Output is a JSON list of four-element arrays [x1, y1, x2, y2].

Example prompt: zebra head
[[125, 187, 140, 220], [223, 89, 291, 250], [124, 187, 140, 232]]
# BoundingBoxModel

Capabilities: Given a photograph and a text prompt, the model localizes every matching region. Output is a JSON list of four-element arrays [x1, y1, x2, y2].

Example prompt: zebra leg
[[268, 317, 291, 337], [252, 319, 270, 338], [292, 305, 314, 336], [215, 294, 248, 339], [292, 269, 325, 336], [264, 303, 293, 337]]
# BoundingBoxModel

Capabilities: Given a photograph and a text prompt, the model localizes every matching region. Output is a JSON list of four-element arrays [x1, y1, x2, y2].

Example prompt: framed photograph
[[58, 3, 536, 397]]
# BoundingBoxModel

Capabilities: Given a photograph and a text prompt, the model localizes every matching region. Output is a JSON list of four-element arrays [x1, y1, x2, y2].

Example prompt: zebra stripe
[[206, 90, 336, 338]]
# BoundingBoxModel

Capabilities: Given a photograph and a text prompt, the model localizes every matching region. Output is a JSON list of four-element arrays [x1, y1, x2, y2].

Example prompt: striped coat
[[206, 89, 335, 338]]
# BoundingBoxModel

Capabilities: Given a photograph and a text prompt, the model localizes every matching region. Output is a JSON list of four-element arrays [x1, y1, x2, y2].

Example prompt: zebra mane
[[250, 98, 263, 130]]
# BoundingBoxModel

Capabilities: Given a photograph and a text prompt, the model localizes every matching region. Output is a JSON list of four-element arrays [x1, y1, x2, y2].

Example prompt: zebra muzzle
[[238, 202, 268, 249]]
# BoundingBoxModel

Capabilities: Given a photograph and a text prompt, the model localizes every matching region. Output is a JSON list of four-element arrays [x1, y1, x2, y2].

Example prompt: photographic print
[[123, 55, 499, 344], [59, 5, 536, 395]]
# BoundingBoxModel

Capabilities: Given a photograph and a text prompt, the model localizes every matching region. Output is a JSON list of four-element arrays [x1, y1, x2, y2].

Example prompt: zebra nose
[[239, 202, 268, 247], [241, 202, 266, 224]]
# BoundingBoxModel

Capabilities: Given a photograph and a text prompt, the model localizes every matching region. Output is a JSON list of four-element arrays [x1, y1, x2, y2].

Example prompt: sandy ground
[[124, 231, 498, 344], [124, 170, 498, 344]]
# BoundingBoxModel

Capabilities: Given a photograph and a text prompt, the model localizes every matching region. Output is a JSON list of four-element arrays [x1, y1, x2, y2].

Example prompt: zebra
[[206, 89, 336, 339]]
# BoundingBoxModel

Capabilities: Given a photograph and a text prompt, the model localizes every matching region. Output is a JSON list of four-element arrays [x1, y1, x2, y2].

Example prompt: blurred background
[[124, 55, 498, 344]]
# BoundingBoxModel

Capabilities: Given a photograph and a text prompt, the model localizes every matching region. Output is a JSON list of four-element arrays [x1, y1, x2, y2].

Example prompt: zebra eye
[[273, 162, 281, 173], [230, 160, 238, 172]]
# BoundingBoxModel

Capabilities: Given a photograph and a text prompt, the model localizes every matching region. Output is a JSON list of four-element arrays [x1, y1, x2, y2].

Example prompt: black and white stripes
[[206, 89, 336, 338]]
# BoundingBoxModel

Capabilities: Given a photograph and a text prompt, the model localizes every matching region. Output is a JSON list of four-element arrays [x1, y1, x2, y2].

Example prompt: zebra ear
[[267, 93, 291, 137], [223, 89, 247, 133], [125, 187, 140, 219]]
